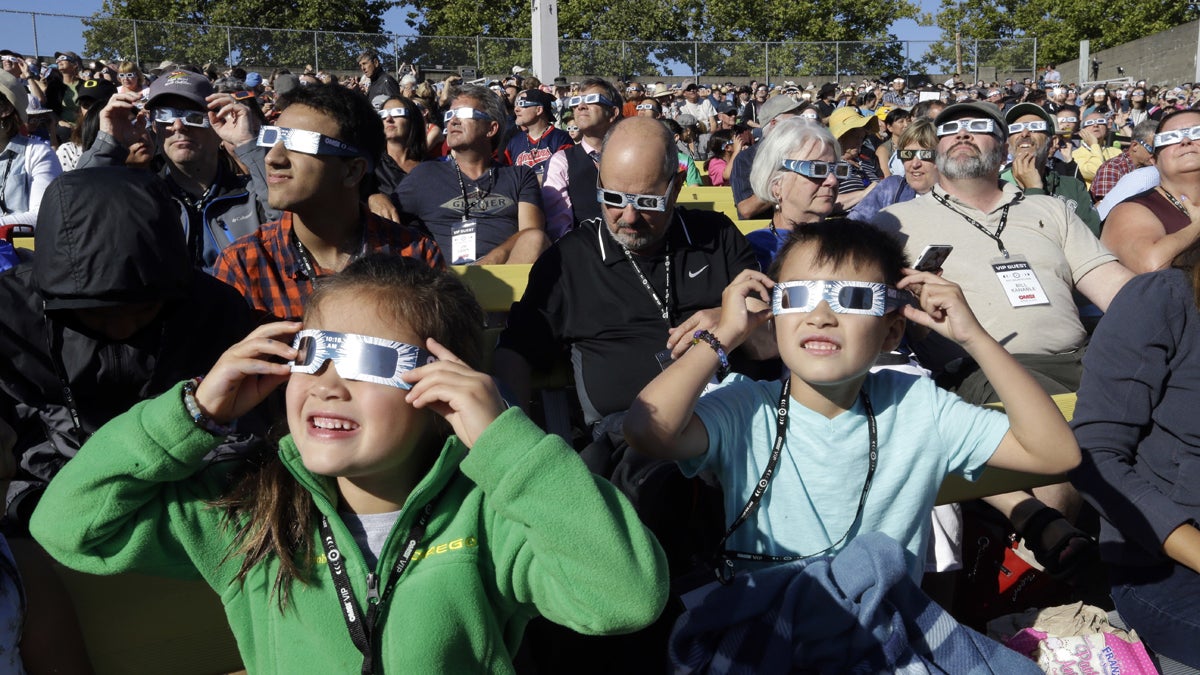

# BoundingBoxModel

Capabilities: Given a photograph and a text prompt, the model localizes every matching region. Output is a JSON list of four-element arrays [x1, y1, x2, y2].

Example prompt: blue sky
[[0, 0, 943, 65]]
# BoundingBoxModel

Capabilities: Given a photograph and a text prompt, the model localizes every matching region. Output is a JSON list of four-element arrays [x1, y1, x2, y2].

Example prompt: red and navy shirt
[[504, 127, 575, 180]]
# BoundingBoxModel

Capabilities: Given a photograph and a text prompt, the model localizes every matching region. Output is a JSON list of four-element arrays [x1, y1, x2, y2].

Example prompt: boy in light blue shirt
[[624, 219, 1079, 580]]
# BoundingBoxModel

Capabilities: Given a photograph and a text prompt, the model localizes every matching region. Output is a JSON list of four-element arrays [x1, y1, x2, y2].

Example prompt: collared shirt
[[211, 209, 445, 320], [542, 138, 599, 240], [1090, 151, 1136, 202], [497, 208, 757, 424]]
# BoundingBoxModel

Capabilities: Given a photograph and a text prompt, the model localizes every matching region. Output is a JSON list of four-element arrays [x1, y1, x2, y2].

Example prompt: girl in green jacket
[[31, 255, 668, 674]]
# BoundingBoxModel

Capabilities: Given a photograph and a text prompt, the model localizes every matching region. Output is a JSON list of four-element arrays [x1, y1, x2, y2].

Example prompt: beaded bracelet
[[691, 330, 730, 380], [181, 377, 235, 437]]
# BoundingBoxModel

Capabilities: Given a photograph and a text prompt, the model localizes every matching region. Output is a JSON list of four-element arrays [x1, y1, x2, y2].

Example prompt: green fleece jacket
[[30, 382, 669, 673], [1001, 166, 1102, 236]]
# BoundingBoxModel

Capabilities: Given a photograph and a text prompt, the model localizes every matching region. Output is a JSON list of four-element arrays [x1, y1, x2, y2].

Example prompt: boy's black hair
[[766, 219, 910, 286], [276, 82, 386, 166]]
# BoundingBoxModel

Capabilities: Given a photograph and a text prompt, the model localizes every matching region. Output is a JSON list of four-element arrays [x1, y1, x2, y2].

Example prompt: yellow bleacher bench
[[935, 393, 1075, 504]]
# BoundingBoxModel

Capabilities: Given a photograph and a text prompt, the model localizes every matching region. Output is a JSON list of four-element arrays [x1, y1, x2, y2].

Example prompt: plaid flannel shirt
[[1089, 151, 1135, 202], [212, 209, 445, 320]]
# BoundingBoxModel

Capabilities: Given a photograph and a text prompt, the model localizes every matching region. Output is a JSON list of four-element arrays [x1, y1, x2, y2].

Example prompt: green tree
[[82, 0, 396, 71], [399, 0, 918, 79], [922, 0, 1199, 75]]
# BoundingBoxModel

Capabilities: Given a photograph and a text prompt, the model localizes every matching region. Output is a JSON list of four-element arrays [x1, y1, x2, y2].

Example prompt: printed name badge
[[451, 220, 477, 265], [992, 256, 1050, 307]]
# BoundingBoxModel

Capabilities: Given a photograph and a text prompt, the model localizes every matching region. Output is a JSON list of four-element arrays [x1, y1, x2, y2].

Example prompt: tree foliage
[[82, 0, 396, 71], [922, 0, 1199, 74], [400, 0, 920, 79]]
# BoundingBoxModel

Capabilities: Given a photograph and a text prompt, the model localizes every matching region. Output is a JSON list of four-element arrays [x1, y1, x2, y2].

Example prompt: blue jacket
[[77, 131, 278, 271]]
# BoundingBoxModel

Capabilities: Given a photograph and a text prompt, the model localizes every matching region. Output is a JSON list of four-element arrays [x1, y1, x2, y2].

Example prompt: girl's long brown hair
[[212, 255, 484, 610]]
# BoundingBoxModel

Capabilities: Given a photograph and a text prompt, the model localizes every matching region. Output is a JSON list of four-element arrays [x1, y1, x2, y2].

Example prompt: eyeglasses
[[378, 107, 410, 119], [780, 159, 851, 180], [1154, 124, 1200, 148], [0, 56, 18, 65], [566, 125, 579, 132], [443, 107, 492, 123], [898, 149, 934, 161], [799, 112, 819, 120], [290, 330, 435, 390], [626, 87, 643, 93], [151, 107, 211, 128], [595, 175, 675, 212], [1056, 116, 1078, 124], [117, 72, 137, 80], [935, 118, 997, 136], [257, 125, 362, 158], [1081, 118, 1109, 128], [772, 280, 905, 317], [1007, 121, 1048, 133], [635, 103, 656, 111], [1134, 139, 1154, 153], [567, 93, 618, 109], [515, 98, 543, 108]]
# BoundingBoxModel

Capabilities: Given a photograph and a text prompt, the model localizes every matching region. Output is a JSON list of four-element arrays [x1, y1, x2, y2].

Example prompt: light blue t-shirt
[[681, 369, 1009, 580]]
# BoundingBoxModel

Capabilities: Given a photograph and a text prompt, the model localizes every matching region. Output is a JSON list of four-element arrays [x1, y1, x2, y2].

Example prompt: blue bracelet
[[181, 377, 235, 437], [691, 330, 730, 380]]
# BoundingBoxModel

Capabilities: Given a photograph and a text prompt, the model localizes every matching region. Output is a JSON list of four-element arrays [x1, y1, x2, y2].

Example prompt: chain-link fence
[[0, 9, 1039, 82]]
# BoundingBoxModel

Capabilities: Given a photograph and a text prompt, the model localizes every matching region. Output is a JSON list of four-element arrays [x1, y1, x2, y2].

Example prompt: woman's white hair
[[749, 118, 840, 204]]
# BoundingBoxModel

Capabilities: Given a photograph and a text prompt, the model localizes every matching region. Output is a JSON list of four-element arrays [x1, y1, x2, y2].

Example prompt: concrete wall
[[1057, 20, 1199, 87]]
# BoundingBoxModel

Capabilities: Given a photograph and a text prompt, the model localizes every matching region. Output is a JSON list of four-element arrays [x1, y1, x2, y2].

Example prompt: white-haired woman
[[744, 117, 841, 270]]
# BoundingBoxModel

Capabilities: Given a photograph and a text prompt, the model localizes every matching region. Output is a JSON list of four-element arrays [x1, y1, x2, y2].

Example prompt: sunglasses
[[515, 98, 543, 108], [257, 126, 362, 157], [1134, 139, 1154, 153], [596, 175, 675, 212], [935, 118, 997, 136], [1056, 116, 1078, 124], [443, 107, 492, 123], [152, 107, 211, 128], [635, 103, 656, 111], [799, 112, 819, 120], [566, 125, 579, 132], [117, 72, 138, 80], [626, 87, 643, 93], [772, 280, 905, 317], [898, 149, 934, 161], [378, 107, 410, 119], [0, 56, 18, 65], [567, 93, 618, 109], [1154, 124, 1200, 148], [290, 330, 435, 390], [780, 159, 851, 180], [1081, 118, 1109, 128], [1007, 121, 1048, 133]]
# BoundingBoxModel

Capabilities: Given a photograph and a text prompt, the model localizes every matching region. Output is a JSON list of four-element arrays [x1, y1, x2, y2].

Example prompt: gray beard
[[937, 143, 1005, 180]]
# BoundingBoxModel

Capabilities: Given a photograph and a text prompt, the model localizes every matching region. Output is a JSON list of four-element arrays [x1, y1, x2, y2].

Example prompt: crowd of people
[[0, 44, 1198, 672]]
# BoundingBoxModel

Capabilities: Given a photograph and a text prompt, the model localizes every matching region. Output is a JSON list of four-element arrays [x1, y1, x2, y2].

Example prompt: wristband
[[181, 377, 235, 437], [691, 330, 730, 380]]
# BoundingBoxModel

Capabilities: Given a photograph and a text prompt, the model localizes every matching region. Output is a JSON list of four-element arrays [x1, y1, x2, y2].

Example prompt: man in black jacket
[[0, 168, 258, 529], [358, 50, 399, 108]]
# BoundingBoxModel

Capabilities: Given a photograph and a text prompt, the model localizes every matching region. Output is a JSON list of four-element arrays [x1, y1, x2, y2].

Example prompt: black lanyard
[[620, 240, 672, 324], [715, 378, 878, 583], [319, 487, 445, 675], [291, 227, 367, 280], [451, 157, 494, 223], [931, 191, 1012, 258], [0, 151, 14, 215]]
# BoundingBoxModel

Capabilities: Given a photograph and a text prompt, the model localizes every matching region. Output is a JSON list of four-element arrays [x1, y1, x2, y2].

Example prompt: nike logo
[[688, 265, 709, 278]]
